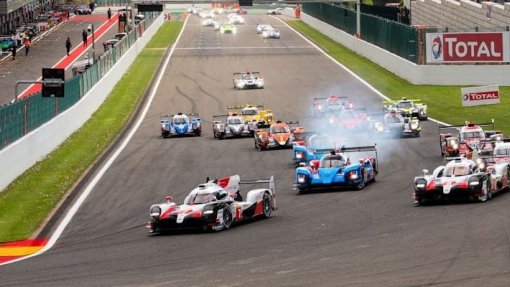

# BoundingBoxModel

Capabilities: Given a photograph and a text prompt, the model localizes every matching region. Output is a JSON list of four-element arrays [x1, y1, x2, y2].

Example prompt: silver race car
[[147, 175, 277, 233], [262, 28, 280, 39], [233, 72, 264, 89], [256, 24, 273, 34], [212, 114, 256, 139]]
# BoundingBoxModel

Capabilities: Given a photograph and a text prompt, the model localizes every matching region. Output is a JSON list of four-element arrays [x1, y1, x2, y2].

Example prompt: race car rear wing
[[227, 104, 264, 110], [240, 176, 275, 193], [438, 119, 495, 132], [339, 145, 378, 161], [313, 96, 348, 101], [161, 112, 200, 118], [233, 72, 261, 78]]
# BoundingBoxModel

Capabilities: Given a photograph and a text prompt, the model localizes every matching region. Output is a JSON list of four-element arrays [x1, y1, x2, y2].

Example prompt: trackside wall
[[0, 14, 165, 191], [283, 9, 510, 86]]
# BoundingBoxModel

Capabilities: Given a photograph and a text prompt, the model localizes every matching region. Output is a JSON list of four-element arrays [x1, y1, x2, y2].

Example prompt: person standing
[[23, 37, 30, 56], [11, 43, 17, 60], [66, 37, 72, 56], [82, 29, 87, 46], [107, 8, 112, 21]]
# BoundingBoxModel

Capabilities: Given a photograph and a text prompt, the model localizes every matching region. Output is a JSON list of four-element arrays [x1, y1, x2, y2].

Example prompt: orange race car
[[254, 120, 304, 151]]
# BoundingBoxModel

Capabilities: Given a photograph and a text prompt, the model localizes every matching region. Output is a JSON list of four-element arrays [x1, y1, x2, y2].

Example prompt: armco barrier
[[296, 11, 510, 86], [0, 14, 165, 191]]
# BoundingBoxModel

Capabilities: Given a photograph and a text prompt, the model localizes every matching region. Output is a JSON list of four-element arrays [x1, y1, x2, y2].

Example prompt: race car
[[383, 98, 428, 120], [228, 14, 245, 24], [292, 133, 339, 167], [267, 7, 285, 15], [327, 108, 373, 133], [227, 104, 274, 127], [160, 113, 201, 138], [294, 145, 378, 193], [147, 175, 277, 233], [439, 121, 501, 158], [313, 96, 353, 117], [212, 114, 256, 139], [233, 72, 264, 89], [413, 157, 497, 205], [256, 24, 273, 34], [199, 10, 215, 19], [219, 23, 237, 34], [254, 120, 304, 151], [202, 18, 219, 28], [373, 111, 421, 137], [262, 28, 280, 39]]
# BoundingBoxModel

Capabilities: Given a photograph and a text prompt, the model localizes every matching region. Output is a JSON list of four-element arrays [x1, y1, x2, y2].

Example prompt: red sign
[[426, 32, 510, 63]]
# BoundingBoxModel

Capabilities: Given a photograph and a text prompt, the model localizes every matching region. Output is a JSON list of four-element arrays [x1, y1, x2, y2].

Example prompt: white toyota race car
[[147, 175, 277, 233], [233, 72, 264, 89]]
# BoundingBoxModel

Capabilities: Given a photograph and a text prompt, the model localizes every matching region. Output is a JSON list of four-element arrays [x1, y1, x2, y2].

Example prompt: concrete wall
[[292, 10, 510, 86], [412, 0, 510, 30], [0, 14, 165, 191]]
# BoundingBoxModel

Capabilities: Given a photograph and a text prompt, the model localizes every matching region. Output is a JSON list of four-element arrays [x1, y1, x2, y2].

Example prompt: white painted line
[[275, 17, 449, 126], [175, 45, 314, 50], [0, 16, 190, 266]]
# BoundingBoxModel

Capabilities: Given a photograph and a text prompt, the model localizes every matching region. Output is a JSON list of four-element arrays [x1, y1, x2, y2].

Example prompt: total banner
[[461, 85, 500, 107], [426, 32, 510, 63]]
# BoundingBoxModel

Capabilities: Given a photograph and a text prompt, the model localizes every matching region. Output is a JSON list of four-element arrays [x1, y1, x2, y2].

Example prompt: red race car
[[439, 120, 502, 158]]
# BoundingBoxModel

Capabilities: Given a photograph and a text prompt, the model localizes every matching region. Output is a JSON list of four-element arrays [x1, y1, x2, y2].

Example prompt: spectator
[[11, 43, 16, 60], [107, 8, 112, 21], [23, 38, 30, 56], [66, 37, 72, 56], [82, 29, 87, 46]]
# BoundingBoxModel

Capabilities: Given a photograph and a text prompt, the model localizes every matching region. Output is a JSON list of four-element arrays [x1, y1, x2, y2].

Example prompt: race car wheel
[[223, 207, 233, 229], [478, 180, 492, 202], [262, 193, 272, 218], [355, 179, 365, 190]]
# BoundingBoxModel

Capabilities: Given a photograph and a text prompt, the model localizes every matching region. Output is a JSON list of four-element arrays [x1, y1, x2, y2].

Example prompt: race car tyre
[[478, 180, 492, 202], [262, 193, 272, 218], [223, 207, 233, 229], [355, 179, 365, 190]]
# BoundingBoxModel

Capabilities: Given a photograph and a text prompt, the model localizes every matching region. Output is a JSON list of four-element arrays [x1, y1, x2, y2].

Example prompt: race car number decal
[[177, 214, 185, 224]]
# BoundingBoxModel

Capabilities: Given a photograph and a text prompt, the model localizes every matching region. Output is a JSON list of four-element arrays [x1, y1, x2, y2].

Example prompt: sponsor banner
[[426, 32, 510, 63], [461, 85, 500, 107]]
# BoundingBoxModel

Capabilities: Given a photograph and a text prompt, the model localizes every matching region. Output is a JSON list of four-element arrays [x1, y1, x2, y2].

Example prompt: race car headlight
[[297, 175, 306, 183], [203, 210, 214, 215], [150, 206, 161, 218], [410, 122, 419, 129], [349, 170, 358, 180], [415, 179, 427, 190], [469, 178, 480, 186], [317, 105, 323, 110], [296, 151, 303, 159], [329, 118, 334, 124]]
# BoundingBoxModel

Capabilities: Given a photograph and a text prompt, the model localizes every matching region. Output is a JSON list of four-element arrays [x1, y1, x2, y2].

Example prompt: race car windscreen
[[270, 125, 290, 133], [494, 147, 510, 156], [185, 193, 216, 205], [461, 131, 484, 140], [444, 164, 470, 177], [320, 155, 346, 168], [228, 117, 243, 125], [173, 117, 187, 124], [398, 101, 413, 108], [242, 109, 257, 115]]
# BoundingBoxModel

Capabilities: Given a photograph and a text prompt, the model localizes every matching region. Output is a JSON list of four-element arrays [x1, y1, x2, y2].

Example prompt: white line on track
[[274, 16, 450, 126], [0, 15, 191, 266], [175, 45, 314, 50]]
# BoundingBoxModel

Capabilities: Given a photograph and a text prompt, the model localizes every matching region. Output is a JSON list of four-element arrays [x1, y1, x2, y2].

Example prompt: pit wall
[[0, 14, 165, 191], [411, 0, 510, 30], [282, 8, 510, 86]]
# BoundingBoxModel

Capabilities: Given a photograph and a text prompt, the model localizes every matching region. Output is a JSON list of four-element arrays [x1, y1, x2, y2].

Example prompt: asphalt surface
[[0, 8, 123, 105], [1, 13, 510, 287]]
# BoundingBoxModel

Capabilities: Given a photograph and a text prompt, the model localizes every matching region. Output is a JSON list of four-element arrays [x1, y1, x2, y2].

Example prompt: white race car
[[256, 24, 273, 34], [262, 28, 280, 39], [202, 18, 219, 27], [233, 72, 264, 89], [228, 14, 245, 24]]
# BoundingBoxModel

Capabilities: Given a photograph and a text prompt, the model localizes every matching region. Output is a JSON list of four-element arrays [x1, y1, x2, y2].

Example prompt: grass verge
[[288, 20, 510, 135], [0, 21, 183, 243]]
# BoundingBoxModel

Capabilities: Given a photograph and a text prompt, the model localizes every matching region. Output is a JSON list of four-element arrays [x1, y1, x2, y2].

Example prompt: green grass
[[0, 21, 183, 243], [288, 20, 510, 134]]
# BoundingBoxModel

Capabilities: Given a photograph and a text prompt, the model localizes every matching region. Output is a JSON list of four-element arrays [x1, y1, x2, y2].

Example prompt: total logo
[[431, 36, 442, 60], [463, 91, 499, 101]]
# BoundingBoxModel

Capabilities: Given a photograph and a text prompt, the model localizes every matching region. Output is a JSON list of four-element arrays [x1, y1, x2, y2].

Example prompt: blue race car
[[160, 113, 201, 138], [294, 145, 378, 193], [293, 133, 338, 167]]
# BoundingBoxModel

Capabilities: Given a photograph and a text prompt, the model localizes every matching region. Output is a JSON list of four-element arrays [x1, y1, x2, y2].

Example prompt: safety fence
[[95, 0, 132, 7], [302, 2, 418, 64], [0, 12, 159, 151]]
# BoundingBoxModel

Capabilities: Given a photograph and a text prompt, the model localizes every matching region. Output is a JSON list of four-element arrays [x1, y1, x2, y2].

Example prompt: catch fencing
[[0, 13, 159, 151], [302, 2, 418, 64]]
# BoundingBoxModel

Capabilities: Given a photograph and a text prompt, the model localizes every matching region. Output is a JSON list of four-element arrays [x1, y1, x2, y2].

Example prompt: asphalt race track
[[1, 14, 510, 287]]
